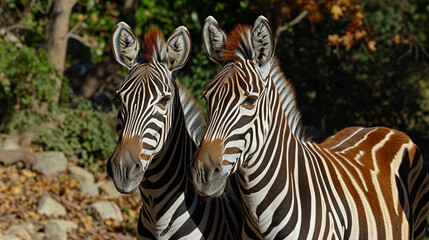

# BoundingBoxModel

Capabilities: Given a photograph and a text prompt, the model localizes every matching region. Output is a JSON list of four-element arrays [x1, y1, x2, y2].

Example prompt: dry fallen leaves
[[0, 165, 141, 240]]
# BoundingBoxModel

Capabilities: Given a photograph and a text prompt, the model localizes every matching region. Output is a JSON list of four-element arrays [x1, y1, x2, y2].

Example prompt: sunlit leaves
[[0, 166, 141, 238]]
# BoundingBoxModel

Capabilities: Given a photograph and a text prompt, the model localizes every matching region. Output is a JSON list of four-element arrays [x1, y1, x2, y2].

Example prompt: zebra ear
[[166, 26, 192, 72], [202, 16, 227, 64], [111, 22, 141, 70], [251, 16, 275, 66]]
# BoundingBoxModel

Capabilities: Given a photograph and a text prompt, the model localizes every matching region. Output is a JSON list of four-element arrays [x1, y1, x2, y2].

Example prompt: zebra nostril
[[135, 163, 140, 169], [206, 165, 222, 182]]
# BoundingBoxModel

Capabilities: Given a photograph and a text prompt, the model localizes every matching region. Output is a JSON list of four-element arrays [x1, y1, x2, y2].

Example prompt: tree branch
[[275, 10, 308, 42], [67, 12, 89, 37]]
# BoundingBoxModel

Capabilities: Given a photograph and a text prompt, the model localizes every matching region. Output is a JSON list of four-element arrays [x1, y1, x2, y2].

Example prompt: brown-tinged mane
[[221, 25, 253, 62], [142, 27, 165, 61]]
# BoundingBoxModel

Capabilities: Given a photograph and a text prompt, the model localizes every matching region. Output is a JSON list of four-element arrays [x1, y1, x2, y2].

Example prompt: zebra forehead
[[117, 64, 173, 97], [204, 60, 259, 97]]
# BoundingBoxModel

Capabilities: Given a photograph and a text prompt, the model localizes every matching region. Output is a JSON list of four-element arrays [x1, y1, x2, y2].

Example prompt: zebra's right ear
[[111, 22, 141, 70], [202, 16, 227, 64]]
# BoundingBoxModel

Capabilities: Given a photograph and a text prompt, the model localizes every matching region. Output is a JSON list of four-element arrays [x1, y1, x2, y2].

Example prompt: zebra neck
[[140, 94, 197, 222], [239, 84, 315, 237]]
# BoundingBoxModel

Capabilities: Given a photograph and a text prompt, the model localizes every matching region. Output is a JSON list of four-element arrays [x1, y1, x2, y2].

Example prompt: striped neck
[[139, 82, 196, 224], [238, 76, 314, 238]]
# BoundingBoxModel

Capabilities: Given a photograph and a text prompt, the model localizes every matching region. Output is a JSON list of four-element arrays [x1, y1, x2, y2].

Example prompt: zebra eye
[[158, 96, 171, 106], [243, 95, 258, 105]]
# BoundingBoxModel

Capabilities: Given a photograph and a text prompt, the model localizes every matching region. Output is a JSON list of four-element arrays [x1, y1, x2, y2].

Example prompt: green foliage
[[69, 1, 123, 63], [0, 40, 117, 168], [0, 39, 58, 125], [35, 100, 117, 170], [179, 46, 219, 108]]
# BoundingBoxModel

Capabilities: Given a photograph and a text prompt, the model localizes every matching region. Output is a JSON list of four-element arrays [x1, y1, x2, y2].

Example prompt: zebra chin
[[192, 177, 228, 198], [106, 152, 144, 194], [189, 166, 228, 198], [111, 178, 141, 194]]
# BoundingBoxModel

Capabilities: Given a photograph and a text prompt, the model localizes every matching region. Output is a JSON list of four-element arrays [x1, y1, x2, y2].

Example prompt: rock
[[79, 182, 99, 197], [45, 219, 77, 233], [4, 223, 33, 240], [2, 139, 20, 150], [68, 166, 95, 183], [36, 196, 66, 217], [90, 200, 123, 222], [44, 220, 67, 240], [3, 236, 22, 240], [97, 180, 122, 199], [35, 233, 45, 240], [33, 151, 67, 176]]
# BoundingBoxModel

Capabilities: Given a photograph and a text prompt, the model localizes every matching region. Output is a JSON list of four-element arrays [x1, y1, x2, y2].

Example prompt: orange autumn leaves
[[324, 1, 374, 52], [252, 0, 416, 53]]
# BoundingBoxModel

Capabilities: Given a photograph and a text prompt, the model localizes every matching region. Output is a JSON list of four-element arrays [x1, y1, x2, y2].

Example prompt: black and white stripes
[[107, 23, 243, 239], [190, 15, 429, 239]]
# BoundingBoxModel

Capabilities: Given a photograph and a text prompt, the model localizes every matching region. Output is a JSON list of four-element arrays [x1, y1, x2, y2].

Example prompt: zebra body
[[190, 16, 429, 239], [107, 22, 242, 239]]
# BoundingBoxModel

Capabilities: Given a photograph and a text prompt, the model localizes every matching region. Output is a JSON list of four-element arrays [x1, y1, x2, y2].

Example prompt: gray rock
[[3, 236, 22, 240], [36, 196, 67, 217], [44, 220, 67, 240], [90, 200, 123, 222], [68, 166, 95, 183], [97, 180, 122, 199], [79, 182, 99, 197], [35, 233, 45, 240], [4, 224, 33, 240], [2, 139, 20, 150], [45, 219, 77, 233], [33, 151, 67, 176]]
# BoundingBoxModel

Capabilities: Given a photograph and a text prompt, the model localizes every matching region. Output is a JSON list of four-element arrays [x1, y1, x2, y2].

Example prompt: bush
[[0, 39, 117, 169], [0, 39, 58, 125], [35, 100, 117, 170]]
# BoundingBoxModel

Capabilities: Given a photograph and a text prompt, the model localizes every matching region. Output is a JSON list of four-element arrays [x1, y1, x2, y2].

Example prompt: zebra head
[[107, 22, 191, 193], [190, 16, 276, 197]]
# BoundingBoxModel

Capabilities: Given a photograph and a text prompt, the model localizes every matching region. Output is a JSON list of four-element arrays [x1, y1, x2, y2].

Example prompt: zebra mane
[[270, 58, 307, 141], [176, 82, 204, 145], [221, 24, 307, 141], [221, 25, 253, 62], [142, 27, 167, 62]]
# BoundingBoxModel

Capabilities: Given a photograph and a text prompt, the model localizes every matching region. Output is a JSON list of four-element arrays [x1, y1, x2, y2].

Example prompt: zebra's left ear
[[166, 26, 192, 72], [111, 22, 141, 70], [251, 16, 275, 67]]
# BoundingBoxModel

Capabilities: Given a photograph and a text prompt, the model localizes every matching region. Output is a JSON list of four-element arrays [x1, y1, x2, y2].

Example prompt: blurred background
[[0, 0, 428, 239]]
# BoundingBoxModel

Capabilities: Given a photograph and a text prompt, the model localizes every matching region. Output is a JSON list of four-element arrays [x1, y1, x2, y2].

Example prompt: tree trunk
[[44, 0, 77, 102]]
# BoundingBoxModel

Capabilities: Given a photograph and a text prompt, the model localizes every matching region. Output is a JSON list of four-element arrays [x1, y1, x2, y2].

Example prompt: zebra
[[107, 22, 243, 239], [189, 16, 429, 239]]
